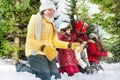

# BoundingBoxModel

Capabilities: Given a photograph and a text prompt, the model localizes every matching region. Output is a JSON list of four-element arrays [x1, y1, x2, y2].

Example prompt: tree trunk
[[12, 37, 19, 64]]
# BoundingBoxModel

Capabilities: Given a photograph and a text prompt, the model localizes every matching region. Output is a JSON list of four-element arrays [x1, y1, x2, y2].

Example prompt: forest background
[[0, 0, 120, 63]]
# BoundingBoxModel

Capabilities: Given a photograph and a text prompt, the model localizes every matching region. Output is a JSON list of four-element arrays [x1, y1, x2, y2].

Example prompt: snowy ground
[[0, 58, 120, 80]]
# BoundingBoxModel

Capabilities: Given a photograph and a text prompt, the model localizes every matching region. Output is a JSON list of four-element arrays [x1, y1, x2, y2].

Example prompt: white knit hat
[[58, 22, 70, 31], [39, 0, 56, 12], [89, 33, 98, 39]]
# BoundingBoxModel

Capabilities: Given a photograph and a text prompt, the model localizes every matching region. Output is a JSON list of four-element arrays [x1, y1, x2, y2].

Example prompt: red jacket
[[70, 30, 88, 42], [87, 40, 107, 63], [57, 33, 78, 67]]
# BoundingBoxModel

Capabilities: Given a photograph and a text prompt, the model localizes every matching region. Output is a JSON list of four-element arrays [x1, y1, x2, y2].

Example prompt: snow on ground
[[0, 58, 120, 80]]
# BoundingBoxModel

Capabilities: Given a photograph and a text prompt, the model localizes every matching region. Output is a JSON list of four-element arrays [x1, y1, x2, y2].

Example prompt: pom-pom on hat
[[39, 0, 56, 12], [81, 23, 88, 33]]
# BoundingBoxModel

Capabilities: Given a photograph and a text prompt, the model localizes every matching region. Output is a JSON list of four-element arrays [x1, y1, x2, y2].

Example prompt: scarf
[[35, 12, 54, 41], [35, 12, 42, 41]]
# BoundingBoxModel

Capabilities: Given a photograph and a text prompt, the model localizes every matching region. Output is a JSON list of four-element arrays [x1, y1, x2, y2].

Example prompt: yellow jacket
[[25, 15, 69, 57]]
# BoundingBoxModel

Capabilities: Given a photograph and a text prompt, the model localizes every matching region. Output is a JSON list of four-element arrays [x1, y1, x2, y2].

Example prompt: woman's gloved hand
[[41, 45, 58, 61], [68, 43, 83, 53]]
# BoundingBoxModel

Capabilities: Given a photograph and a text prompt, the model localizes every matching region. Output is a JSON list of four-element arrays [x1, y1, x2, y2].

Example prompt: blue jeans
[[28, 55, 61, 80]]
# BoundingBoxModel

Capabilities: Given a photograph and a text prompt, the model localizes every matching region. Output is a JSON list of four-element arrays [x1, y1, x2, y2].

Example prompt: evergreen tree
[[90, 0, 120, 62], [0, 0, 40, 62]]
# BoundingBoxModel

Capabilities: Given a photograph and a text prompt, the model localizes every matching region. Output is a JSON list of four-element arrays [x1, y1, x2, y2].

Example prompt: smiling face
[[43, 8, 55, 19], [66, 27, 72, 35]]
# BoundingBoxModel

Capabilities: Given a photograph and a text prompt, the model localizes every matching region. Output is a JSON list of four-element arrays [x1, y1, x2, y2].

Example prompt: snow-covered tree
[[53, 0, 90, 30], [54, 0, 70, 29]]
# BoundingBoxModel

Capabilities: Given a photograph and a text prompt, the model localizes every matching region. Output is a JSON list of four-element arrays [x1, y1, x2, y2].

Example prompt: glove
[[75, 46, 83, 53], [69, 43, 83, 53], [85, 66, 93, 74], [85, 66, 98, 74], [41, 45, 58, 61], [107, 51, 113, 58]]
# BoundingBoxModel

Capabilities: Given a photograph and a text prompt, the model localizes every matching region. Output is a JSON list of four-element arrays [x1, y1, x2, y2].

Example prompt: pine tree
[[0, 0, 40, 62]]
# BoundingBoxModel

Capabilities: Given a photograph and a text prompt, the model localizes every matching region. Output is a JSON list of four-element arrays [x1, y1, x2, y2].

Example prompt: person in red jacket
[[87, 33, 113, 73], [71, 20, 89, 43], [70, 20, 91, 74], [57, 22, 81, 76]]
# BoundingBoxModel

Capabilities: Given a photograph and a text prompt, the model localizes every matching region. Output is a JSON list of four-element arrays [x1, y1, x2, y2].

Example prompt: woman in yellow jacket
[[25, 0, 82, 80]]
